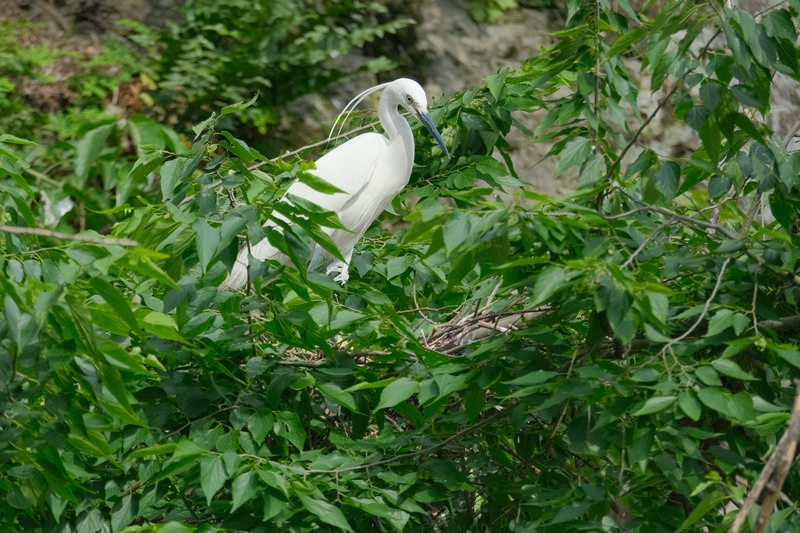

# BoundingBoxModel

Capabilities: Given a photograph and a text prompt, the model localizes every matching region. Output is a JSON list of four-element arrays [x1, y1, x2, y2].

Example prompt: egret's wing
[[221, 133, 387, 290], [286, 132, 387, 215]]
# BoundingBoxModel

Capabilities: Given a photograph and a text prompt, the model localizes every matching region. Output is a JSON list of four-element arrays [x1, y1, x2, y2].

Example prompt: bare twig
[[609, 191, 800, 287], [0, 225, 140, 247], [783, 119, 800, 150], [303, 408, 507, 474], [660, 256, 731, 356], [621, 218, 672, 269], [761, 315, 800, 332]]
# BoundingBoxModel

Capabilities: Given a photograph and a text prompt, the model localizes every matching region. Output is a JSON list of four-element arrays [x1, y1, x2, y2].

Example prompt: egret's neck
[[378, 92, 415, 176]]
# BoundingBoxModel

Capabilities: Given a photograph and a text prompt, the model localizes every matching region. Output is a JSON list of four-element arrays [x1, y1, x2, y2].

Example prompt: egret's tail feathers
[[219, 239, 286, 291], [325, 260, 350, 285], [220, 257, 250, 290]]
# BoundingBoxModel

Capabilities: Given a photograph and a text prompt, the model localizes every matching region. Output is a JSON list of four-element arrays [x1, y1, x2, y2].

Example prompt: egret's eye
[[406, 95, 413, 103]]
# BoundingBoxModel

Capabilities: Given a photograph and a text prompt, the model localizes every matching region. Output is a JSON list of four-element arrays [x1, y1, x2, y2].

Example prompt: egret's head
[[391, 78, 450, 158]]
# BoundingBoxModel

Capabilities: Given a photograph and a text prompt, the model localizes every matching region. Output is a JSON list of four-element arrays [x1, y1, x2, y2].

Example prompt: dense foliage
[[127, 0, 412, 135], [2, 0, 800, 531], [0, 0, 408, 146]]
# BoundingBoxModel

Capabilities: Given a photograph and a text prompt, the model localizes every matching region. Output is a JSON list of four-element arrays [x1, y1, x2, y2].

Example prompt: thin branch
[[178, 120, 381, 207], [303, 408, 507, 474], [277, 359, 327, 367], [761, 314, 800, 332], [0, 225, 140, 247], [660, 257, 731, 356], [621, 218, 672, 269], [604, 28, 722, 184], [782, 119, 800, 150], [610, 190, 800, 287]]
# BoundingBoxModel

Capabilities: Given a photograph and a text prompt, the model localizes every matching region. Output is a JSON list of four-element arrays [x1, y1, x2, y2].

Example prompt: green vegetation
[[2, 0, 800, 531]]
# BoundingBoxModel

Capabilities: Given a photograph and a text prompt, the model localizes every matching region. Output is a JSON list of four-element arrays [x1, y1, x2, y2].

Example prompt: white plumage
[[221, 78, 448, 290]]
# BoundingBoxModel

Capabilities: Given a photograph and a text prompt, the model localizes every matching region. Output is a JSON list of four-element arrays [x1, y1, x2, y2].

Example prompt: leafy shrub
[[0, 21, 145, 139], [126, 0, 413, 136]]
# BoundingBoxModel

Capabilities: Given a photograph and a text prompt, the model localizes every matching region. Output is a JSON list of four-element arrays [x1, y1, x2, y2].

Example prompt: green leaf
[[505, 371, 558, 386], [173, 439, 206, 458], [678, 392, 702, 421], [230, 470, 257, 512], [274, 411, 305, 451], [654, 161, 680, 202], [386, 255, 414, 279], [200, 455, 227, 506], [317, 382, 359, 412], [296, 169, 346, 195], [706, 309, 749, 337], [375, 378, 420, 411], [645, 291, 669, 326], [0, 134, 39, 145], [160, 158, 183, 202], [549, 501, 590, 525], [127, 150, 164, 185], [707, 175, 732, 198], [221, 93, 259, 116], [194, 219, 220, 273], [530, 266, 566, 307], [220, 131, 255, 163], [76, 508, 104, 533], [4, 295, 36, 349], [696, 387, 730, 417], [556, 136, 591, 174], [711, 359, 756, 381], [730, 85, 761, 109], [247, 410, 273, 443], [728, 392, 756, 421], [763, 9, 797, 41], [608, 27, 647, 58], [140, 311, 187, 343], [126, 443, 176, 460], [675, 490, 729, 533], [89, 277, 141, 336], [73, 124, 113, 184], [631, 395, 676, 416], [157, 523, 195, 533], [694, 366, 722, 386], [110, 494, 135, 533], [443, 212, 471, 254], [329, 309, 365, 331], [297, 493, 354, 532], [773, 345, 800, 369], [735, 10, 776, 68], [579, 152, 605, 187]]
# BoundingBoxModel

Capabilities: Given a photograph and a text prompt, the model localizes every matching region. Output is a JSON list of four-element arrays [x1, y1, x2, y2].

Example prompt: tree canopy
[[2, 0, 800, 531]]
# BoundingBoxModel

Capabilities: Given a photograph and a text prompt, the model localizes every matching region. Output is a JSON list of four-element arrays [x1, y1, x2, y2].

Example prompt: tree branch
[[731, 380, 800, 533], [0, 225, 140, 247]]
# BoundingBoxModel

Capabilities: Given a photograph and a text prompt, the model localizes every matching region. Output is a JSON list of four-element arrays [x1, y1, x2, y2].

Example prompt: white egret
[[221, 78, 449, 290]]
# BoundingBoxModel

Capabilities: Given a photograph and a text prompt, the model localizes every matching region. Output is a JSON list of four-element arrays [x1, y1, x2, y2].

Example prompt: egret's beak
[[416, 109, 450, 158]]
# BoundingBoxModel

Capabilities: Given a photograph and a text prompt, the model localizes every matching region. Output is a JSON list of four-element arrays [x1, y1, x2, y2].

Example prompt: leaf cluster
[[3, 0, 800, 531]]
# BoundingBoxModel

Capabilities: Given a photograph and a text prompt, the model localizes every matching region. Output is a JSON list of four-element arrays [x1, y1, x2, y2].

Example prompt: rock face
[[5, 0, 799, 190], [415, 0, 567, 195], [2, 0, 182, 32], [416, 0, 555, 96]]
